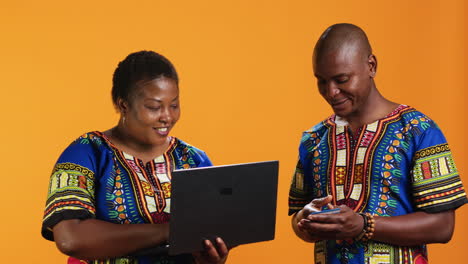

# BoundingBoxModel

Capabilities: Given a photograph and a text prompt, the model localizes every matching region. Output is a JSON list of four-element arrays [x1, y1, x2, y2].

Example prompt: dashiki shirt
[[288, 105, 467, 264], [42, 131, 212, 264]]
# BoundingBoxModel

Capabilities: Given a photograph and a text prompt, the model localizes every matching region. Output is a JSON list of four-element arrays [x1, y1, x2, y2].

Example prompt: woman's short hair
[[112, 50, 179, 106]]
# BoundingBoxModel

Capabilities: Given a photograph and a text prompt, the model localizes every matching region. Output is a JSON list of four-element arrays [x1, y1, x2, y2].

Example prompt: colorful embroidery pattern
[[289, 105, 467, 264], [105, 164, 132, 224], [43, 163, 96, 230], [412, 144, 466, 212], [289, 131, 324, 211], [42, 131, 212, 263]]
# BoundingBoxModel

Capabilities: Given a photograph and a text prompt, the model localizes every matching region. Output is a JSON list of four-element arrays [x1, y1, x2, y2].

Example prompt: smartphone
[[309, 208, 340, 215]]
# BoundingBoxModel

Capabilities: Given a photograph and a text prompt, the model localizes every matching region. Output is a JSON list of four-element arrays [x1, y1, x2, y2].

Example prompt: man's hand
[[299, 195, 335, 219], [292, 195, 334, 242], [299, 205, 364, 240], [293, 195, 365, 241]]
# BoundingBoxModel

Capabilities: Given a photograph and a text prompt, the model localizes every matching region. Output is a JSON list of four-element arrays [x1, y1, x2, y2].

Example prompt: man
[[289, 23, 467, 264]]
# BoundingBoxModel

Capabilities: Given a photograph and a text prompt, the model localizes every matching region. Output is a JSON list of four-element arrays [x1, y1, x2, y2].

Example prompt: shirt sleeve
[[411, 126, 468, 213], [196, 151, 213, 167], [288, 158, 313, 215], [42, 136, 98, 241], [288, 131, 318, 216]]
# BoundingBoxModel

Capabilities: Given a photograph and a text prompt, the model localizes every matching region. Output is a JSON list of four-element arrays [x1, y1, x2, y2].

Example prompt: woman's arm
[[53, 219, 168, 260], [53, 218, 231, 263]]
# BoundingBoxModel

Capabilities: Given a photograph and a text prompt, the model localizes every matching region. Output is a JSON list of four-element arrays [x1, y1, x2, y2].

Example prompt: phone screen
[[309, 208, 340, 215]]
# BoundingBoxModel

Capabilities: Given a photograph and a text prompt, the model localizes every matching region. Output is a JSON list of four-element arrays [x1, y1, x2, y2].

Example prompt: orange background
[[1, 1, 466, 263]]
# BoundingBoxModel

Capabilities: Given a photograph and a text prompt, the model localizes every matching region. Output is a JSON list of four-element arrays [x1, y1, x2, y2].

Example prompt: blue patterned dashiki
[[42, 131, 212, 264], [288, 105, 467, 264]]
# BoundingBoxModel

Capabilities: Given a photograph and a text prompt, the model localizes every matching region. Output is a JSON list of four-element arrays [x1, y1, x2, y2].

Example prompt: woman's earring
[[122, 116, 126, 125]]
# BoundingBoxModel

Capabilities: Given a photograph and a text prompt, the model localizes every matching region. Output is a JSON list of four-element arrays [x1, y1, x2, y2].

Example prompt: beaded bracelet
[[355, 212, 375, 242]]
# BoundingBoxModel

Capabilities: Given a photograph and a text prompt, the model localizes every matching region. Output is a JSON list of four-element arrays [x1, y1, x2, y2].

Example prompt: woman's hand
[[193, 237, 229, 264]]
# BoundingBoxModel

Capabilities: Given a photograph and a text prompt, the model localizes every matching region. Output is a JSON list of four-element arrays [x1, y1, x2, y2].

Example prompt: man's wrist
[[354, 213, 375, 242]]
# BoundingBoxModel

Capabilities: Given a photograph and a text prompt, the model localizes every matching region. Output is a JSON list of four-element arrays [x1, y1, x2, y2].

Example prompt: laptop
[[167, 160, 279, 255]]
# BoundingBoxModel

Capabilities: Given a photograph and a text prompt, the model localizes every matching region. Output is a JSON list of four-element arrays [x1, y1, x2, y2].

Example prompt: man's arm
[[373, 210, 454, 245], [296, 200, 455, 246]]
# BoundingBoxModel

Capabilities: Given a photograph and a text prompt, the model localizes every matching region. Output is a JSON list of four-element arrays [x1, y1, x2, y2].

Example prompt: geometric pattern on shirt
[[327, 114, 381, 212], [364, 242, 392, 264], [288, 105, 467, 264], [412, 144, 466, 211], [43, 163, 96, 224], [117, 148, 173, 223], [42, 131, 209, 264]]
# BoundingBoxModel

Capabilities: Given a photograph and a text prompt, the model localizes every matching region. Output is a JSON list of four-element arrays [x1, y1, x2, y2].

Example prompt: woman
[[42, 51, 229, 264]]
